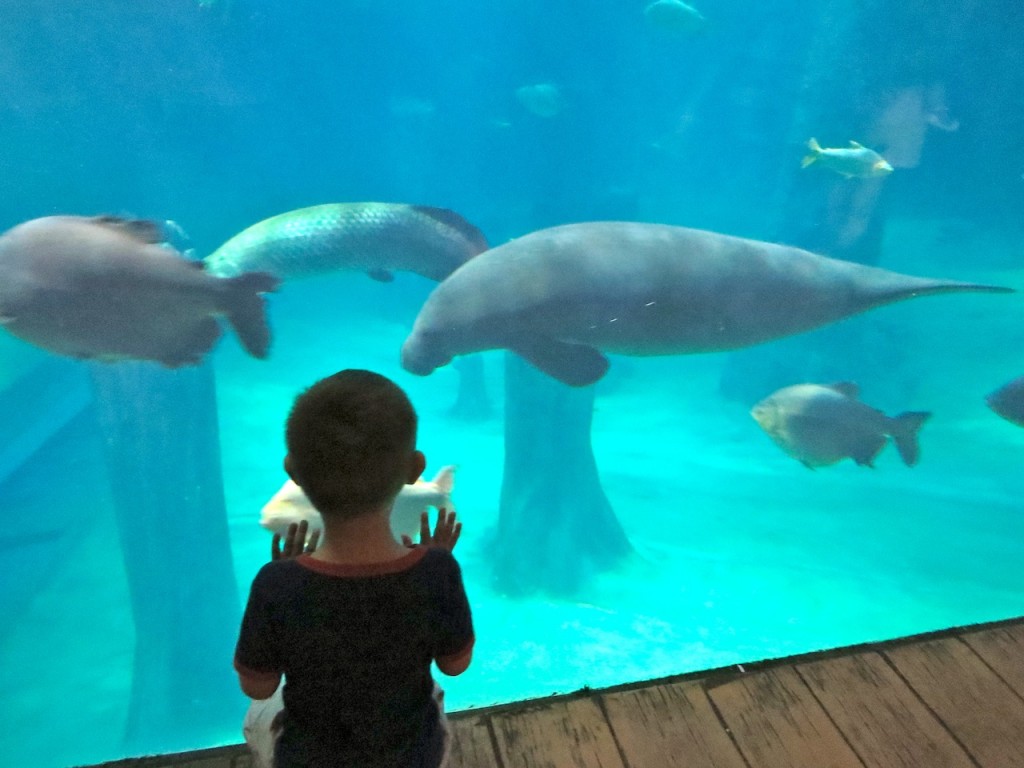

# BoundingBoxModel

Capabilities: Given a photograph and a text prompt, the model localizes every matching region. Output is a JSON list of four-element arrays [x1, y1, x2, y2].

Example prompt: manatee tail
[[220, 271, 280, 358], [884, 280, 1015, 302], [801, 137, 821, 168], [888, 411, 931, 467]]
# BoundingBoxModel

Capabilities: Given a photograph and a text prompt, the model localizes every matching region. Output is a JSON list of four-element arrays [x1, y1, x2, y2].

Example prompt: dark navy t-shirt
[[234, 546, 474, 768]]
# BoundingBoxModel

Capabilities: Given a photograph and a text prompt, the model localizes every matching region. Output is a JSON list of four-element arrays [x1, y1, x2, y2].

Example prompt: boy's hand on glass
[[272, 520, 320, 561], [401, 508, 462, 552]]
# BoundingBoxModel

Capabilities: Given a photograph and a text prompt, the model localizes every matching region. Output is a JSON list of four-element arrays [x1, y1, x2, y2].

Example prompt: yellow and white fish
[[801, 138, 893, 178], [259, 465, 457, 542]]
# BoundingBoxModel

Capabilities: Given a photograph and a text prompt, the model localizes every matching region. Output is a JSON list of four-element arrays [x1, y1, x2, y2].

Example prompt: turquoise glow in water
[[2, 2, 1023, 767]]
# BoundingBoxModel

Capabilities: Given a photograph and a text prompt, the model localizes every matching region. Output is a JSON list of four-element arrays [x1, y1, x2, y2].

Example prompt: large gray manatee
[[401, 222, 1014, 387]]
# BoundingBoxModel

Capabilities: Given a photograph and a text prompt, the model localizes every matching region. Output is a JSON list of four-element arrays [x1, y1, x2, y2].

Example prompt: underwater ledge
[[78, 613, 1024, 768]]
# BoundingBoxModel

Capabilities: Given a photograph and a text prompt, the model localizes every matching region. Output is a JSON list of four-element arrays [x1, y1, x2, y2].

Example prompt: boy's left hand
[[401, 508, 462, 552], [272, 520, 320, 561]]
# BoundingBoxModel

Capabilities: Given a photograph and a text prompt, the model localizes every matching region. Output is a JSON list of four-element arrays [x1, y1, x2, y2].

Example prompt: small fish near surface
[[802, 138, 893, 179], [0, 215, 278, 367], [259, 466, 457, 542], [400, 221, 1013, 388], [986, 375, 1024, 427], [644, 0, 707, 34], [204, 202, 489, 283], [752, 382, 931, 468]]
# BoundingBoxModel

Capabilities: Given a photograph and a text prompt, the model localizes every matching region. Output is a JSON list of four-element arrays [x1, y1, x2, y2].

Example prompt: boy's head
[[284, 369, 423, 518]]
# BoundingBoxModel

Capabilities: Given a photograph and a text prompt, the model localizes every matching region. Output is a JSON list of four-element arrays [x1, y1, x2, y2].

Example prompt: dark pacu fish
[[986, 376, 1024, 427], [203, 202, 488, 282], [0, 215, 279, 367], [752, 382, 931, 468]]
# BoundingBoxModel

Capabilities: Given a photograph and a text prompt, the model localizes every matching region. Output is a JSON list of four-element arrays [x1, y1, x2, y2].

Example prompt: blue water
[[2, 2, 1024, 766]]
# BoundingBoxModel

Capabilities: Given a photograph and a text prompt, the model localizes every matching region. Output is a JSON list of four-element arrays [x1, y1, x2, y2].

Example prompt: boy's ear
[[283, 455, 301, 485], [406, 450, 426, 484]]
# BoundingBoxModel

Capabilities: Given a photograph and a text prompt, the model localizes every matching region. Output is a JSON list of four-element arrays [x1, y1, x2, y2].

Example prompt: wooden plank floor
[[84, 616, 1024, 768]]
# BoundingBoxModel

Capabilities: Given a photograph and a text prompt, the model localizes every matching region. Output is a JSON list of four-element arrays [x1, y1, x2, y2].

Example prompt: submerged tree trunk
[[89, 361, 243, 755], [493, 353, 632, 596], [447, 354, 493, 421]]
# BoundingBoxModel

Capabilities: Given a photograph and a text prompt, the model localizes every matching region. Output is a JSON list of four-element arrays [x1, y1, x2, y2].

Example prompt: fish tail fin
[[431, 465, 457, 496], [221, 271, 280, 358], [801, 137, 821, 168], [889, 411, 931, 467]]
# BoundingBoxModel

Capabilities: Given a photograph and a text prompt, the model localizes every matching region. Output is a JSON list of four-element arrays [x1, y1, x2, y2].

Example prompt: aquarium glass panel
[[1, 1, 1022, 766]]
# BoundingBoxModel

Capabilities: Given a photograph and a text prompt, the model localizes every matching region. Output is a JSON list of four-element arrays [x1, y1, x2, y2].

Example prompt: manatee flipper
[[367, 268, 395, 282], [220, 271, 280, 359], [889, 411, 931, 467], [510, 336, 609, 387]]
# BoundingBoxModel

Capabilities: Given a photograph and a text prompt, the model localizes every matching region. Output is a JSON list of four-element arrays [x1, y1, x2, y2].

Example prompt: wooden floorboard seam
[[954, 633, 1024, 707], [483, 715, 508, 768], [877, 648, 986, 768], [698, 679, 756, 768], [592, 693, 634, 768], [790, 660, 870, 768]]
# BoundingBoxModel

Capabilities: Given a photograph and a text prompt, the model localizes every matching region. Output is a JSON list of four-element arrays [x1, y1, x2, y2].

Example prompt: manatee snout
[[401, 330, 450, 376]]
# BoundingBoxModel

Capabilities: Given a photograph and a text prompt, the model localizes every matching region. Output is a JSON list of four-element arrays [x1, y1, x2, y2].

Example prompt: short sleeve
[[234, 565, 284, 677], [433, 553, 474, 660]]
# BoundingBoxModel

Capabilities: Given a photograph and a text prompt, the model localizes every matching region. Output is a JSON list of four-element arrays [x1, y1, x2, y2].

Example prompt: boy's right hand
[[402, 508, 462, 552]]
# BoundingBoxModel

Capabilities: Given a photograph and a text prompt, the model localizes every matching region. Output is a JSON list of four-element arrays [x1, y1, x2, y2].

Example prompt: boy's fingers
[[271, 532, 283, 560], [306, 529, 320, 553], [419, 511, 431, 541], [450, 521, 462, 549], [283, 522, 299, 554]]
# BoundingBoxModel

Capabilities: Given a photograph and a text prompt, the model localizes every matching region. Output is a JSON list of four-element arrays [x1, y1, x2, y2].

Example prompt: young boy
[[234, 369, 474, 768]]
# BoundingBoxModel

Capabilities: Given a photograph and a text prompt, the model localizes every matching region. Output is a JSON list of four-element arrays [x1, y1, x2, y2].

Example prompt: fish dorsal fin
[[826, 381, 860, 399], [431, 465, 457, 494], [91, 215, 165, 244], [412, 206, 490, 255], [848, 140, 863, 148]]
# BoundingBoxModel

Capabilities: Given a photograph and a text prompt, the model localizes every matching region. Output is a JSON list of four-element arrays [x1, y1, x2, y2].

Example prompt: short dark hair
[[285, 369, 417, 517]]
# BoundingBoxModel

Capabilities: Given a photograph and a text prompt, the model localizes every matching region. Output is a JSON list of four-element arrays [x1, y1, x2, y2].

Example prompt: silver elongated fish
[[752, 382, 931, 468], [400, 221, 1014, 387], [203, 202, 489, 282], [0, 215, 278, 367]]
